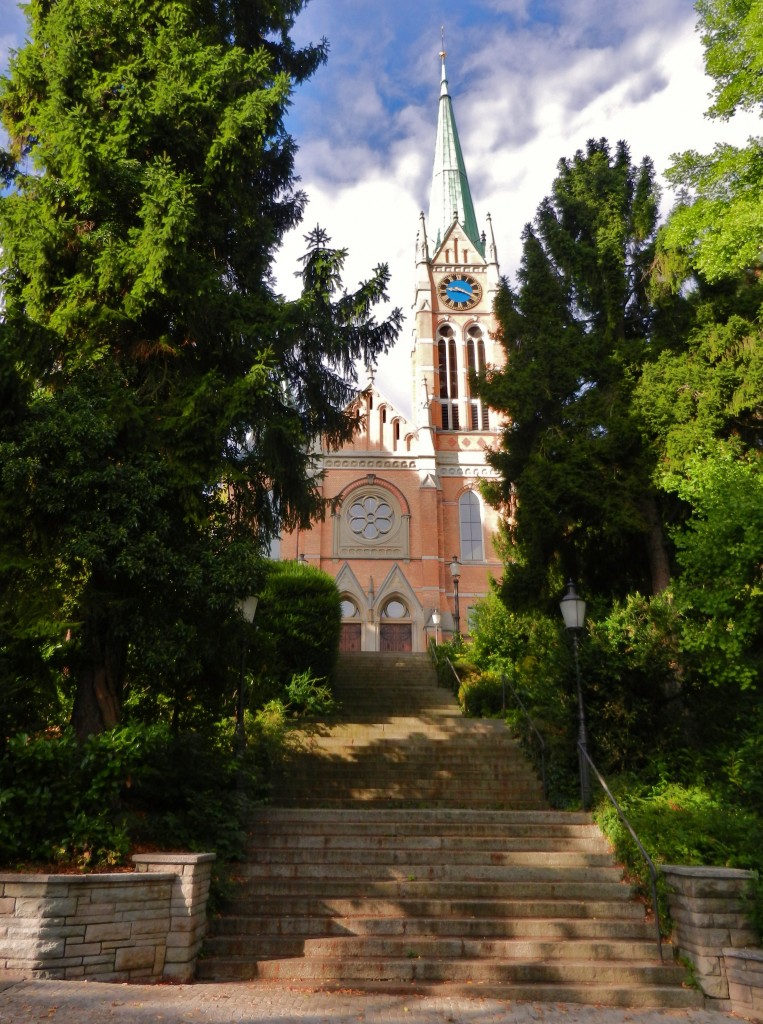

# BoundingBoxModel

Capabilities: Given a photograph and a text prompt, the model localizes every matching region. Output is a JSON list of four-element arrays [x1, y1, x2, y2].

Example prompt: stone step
[[195, 965, 697, 1008], [203, 935, 662, 962], [230, 879, 633, 901], [269, 798, 553, 809], [239, 860, 626, 884], [201, 955, 685, 987], [212, 914, 655, 939], [223, 897, 648, 921], [246, 835, 610, 853], [199, 653, 697, 1008], [246, 847, 610, 864], [247, 807, 594, 828]]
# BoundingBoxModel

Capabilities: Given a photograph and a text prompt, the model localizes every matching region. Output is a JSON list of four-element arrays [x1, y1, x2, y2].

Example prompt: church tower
[[412, 48, 503, 438], [279, 50, 505, 653]]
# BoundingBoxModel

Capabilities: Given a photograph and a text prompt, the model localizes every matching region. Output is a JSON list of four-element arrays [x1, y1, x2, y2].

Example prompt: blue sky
[[1, 0, 759, 414]]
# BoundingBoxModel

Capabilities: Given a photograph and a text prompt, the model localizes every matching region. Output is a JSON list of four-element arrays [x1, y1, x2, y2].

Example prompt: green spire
[[428, 50, 483, 255]]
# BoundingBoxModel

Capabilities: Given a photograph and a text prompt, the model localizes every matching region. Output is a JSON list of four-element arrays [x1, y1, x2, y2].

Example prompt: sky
[[1, 0, 759, 417]]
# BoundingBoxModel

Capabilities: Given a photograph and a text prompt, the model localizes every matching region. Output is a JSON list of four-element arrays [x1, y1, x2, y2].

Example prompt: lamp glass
[[449, 556, 461, 580], [559, 581, 586, 631], [432, 609, 441, 625], [237, 595, 259, 623]]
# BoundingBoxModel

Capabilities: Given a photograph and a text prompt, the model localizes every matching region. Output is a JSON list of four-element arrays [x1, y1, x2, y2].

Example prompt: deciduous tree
[[662, 0, 763, 280]]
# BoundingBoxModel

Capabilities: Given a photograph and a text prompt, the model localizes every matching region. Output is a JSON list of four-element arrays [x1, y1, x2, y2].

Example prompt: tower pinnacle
[[427, 48, 483, 256]]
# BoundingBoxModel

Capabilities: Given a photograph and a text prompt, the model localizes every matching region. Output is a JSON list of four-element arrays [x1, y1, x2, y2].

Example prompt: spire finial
[[439, 28, 448, 94]]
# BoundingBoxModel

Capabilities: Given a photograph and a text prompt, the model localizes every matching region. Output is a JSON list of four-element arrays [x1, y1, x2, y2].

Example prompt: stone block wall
[[724, 948, 763, 1020], [663, 864, 760, 1019], [0, 852, 214, 983]]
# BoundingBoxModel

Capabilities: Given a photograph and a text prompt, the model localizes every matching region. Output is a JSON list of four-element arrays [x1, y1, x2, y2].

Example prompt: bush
[[595, 778, 763, 937], [253, 561, 341, 692], [458, 670, 505, 717], [0, 720, 286, 870], [285, 670, 338, 717], [0, 727, 139, 867]]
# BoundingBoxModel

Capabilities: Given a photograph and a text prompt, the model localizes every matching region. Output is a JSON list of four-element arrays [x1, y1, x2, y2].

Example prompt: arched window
[[459, 490, 484, 562], [381, 598, 409, 619], [466, 324, 489, 430], [437, 324, 459, 430], [340, 597, 360, 619]]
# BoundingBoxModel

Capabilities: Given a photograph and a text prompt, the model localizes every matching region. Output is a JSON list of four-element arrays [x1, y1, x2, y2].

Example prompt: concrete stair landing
[[199, 653, 698, 1007]]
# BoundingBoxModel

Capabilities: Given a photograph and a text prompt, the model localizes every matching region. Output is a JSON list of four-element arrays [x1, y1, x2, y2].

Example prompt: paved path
[[0, 981, 742, 1024]]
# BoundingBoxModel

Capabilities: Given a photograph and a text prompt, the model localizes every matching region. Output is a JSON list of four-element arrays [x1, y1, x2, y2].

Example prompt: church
[[280, 51, 506, 652]]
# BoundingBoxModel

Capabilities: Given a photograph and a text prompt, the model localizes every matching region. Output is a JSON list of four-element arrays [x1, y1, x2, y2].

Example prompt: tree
[[0, 0, 401, 738], [661, 0, 763, 281], [668, 443, 762, 693], [475, 139, 671, 608]]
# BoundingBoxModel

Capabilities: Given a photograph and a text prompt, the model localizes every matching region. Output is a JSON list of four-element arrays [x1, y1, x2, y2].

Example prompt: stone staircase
[[199, 653, 699, 1006]]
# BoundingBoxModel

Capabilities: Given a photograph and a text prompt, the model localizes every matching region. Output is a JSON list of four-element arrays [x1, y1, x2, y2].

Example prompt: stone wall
[[724, 948, 763, 1021], [0, 852, 214, 983], [663, 864, 760, 1019]]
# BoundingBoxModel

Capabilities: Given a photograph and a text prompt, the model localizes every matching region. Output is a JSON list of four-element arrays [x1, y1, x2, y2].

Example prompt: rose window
[[348, 495, 394, 541]]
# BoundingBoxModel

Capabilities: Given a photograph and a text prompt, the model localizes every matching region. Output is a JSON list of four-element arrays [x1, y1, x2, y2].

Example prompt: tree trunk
[[642, 494, 671, 595], [71, 620, 125, 742]]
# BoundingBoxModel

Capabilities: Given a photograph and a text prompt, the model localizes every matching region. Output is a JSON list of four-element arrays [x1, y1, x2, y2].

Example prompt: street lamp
[[449, 555, 461, 636], [559, 580, 590, 810], [235, 596, 259, 742], [431, 608, 441, 645]]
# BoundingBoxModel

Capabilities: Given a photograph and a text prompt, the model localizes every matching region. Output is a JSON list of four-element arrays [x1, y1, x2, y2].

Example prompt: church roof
[[428, 52, 484, 256]]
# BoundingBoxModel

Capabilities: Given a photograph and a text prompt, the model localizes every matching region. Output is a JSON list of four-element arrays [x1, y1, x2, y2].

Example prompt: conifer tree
[[0, 0, 401, 737], [475, 140, 670, 608]]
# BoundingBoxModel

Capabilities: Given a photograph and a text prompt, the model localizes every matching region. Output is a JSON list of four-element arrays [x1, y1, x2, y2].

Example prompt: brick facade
[[280, 56, 506, 652]]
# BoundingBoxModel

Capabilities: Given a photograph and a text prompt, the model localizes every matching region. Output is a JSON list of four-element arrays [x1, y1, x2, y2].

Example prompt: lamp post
[[559, 580, 590, 810], [449, 555, 461, 636], [235, 596, 259, 742], [431, 608, 441, 645]]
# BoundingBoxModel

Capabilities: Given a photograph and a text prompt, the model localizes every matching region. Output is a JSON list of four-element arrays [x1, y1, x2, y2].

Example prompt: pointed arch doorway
[[379, 598, 412, 652], [339, 596, 362, 652]]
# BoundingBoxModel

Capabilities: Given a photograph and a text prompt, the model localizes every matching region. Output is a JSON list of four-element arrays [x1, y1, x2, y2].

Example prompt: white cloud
[[274, 5, 760, 422], [2, 0, 759, 420]]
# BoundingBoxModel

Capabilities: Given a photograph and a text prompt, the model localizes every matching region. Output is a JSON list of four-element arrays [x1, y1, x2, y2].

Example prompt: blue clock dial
[[446, 279, 474, 301], [438, 273, 482, 310]]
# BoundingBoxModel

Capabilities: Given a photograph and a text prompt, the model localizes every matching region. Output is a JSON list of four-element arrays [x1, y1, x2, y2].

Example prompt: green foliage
[[475, 139, 671, 605], [0, 727, 137, 867], [253, 561, 341, 696], [668, 445, 763, 691], [635, 273, 763, 475], [0, 720, 283, 870], [458, 669, 504, 718], [0, 0, 401, 739], [584, 593, 685, 773], [595, 778, 763, 936], [662, 0, 763, 281], [285, 670, 338, 717], [465, 591, 762, 928]]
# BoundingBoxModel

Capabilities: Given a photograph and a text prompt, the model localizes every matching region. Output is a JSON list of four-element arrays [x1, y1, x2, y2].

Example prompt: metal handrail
[[501, 672, 548, 801], [578, 743, 664, 962], [444, 656, 461, 693]]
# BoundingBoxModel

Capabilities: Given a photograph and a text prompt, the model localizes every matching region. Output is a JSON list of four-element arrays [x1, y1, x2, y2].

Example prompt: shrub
[[595, 778, 763, 937], [253, 561, 341, 692], [0, 727, 138, 867], [285, 670, 338, 717], [458, 669, 505, 717], [0, 719, 286, 870]]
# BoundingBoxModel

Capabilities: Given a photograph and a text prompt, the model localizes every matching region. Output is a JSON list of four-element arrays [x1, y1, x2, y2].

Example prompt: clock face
[[438, 273, 482, 310]]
